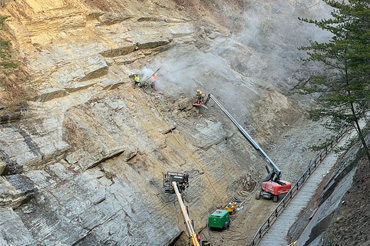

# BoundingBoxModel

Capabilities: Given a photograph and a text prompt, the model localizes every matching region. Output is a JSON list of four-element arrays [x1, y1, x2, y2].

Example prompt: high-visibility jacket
[[134, 76, 140, 82]]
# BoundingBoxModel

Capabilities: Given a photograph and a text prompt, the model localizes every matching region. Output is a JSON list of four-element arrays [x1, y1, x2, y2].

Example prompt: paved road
[[258, 131, 356, 246]]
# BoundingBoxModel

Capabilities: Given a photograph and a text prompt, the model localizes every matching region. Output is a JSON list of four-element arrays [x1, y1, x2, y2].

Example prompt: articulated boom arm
[[172, 182, 200, 246], [208, 94, 282, 182]]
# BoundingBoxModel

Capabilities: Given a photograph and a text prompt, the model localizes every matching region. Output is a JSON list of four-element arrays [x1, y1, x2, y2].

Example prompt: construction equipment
[[192, 91, 210, 108], [163, 171, 189, 193], [207, 204, 234, 230], [200, 94, 291, 202], [225, 202, 237, 215], [134, 68, 160, 89], [163, 171, 201, 246], [208, 209, 230, 230]]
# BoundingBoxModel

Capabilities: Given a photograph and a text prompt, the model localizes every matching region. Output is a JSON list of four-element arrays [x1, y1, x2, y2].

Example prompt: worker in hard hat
[[134, 74, 140, 84], [196, 90, 203, 103], [151, 74, 157, 91]]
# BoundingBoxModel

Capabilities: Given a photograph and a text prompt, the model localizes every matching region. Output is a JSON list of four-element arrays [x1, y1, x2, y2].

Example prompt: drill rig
[[163, 171, 201, 246]]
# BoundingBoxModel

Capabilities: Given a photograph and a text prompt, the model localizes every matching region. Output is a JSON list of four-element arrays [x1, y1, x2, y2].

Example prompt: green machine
[[208, 209, 230, 230]]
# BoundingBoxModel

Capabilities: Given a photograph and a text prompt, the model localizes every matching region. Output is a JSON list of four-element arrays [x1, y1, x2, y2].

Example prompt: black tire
[[225, 221, 230, 230], [273, 195, 279, 202], [222, 221, 229, 230], [255, 190, 261, 200]]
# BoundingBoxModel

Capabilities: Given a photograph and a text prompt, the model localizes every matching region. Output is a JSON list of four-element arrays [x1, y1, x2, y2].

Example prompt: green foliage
[[299, 0, 370, 163], [0, 15, 18, 75], [309, 136, 335, 151], [298, 0, 370, 131], [0, 15, 9, 26]]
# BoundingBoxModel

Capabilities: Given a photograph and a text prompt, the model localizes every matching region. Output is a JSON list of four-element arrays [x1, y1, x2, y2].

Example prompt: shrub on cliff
[[0, 15, 32, 109], [0, 15, 17, 73]]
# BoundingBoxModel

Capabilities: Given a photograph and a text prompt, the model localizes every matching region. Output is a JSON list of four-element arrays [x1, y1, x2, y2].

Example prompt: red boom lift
[[196, 94, 291, 202]]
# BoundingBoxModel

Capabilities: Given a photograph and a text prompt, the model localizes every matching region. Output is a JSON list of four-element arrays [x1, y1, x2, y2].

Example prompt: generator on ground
[[208, 209, 230, 230]]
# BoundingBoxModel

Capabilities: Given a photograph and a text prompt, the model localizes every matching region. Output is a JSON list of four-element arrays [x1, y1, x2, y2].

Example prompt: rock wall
[[0, 0, 333, 245]]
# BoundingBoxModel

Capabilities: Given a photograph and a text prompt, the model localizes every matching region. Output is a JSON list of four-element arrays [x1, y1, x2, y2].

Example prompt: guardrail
[[249, 127, 350, 246]]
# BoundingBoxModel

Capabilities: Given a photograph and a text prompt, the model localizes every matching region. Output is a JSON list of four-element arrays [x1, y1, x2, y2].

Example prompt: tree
[[298, 0, 370, 163]]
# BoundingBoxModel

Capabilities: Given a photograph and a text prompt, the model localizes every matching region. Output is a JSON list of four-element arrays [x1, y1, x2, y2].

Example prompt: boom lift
[[163, 172, 201, 246], [201, 94, 291, 202]]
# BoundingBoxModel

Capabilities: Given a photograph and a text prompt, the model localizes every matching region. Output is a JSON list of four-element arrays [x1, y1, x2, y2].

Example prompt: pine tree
[[299, 0, 370, 162]]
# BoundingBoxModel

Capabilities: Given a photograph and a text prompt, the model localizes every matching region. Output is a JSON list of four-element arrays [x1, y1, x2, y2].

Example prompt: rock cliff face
[[0, 0, 333, 245]]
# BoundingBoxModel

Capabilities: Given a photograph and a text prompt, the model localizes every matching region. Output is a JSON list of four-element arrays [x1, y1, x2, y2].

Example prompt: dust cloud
[[140, 0, 332, 115], [140, 46, 232, 97]]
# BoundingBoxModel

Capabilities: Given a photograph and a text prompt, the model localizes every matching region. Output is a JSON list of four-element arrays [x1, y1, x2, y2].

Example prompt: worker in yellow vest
[[134, 74, 140, 84], [196, 90, 203, 103]]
